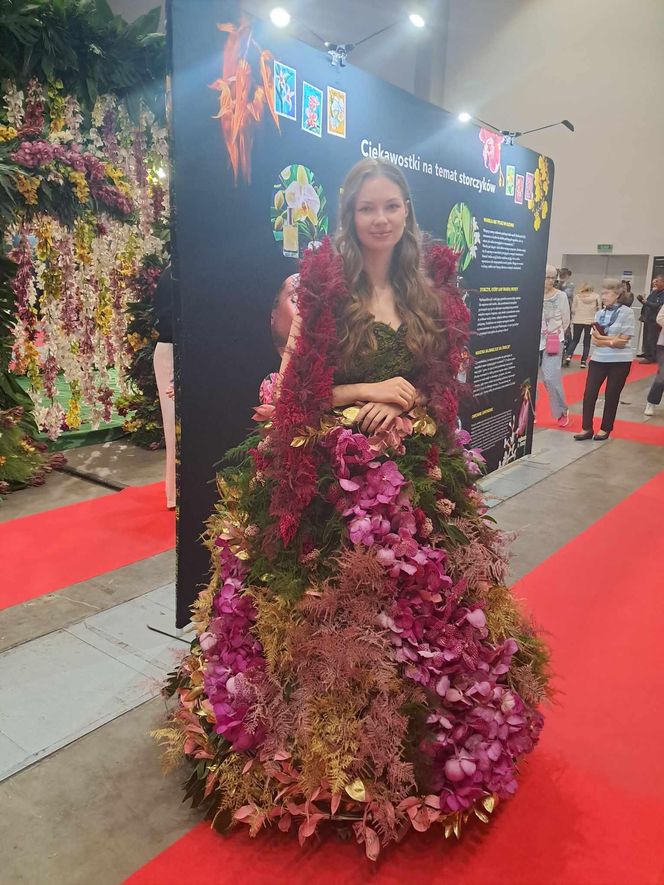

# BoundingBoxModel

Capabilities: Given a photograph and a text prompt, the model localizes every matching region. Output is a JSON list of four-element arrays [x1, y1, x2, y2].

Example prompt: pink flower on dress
[[366, 414, 413, 457], [479, 128, 505, 175], [455, 427, 472, 447], [327, 427, 375, 480], [259, 373, 279, 405]]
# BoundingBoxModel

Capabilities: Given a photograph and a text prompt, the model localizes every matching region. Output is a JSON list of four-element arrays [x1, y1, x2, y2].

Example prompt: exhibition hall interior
[[1, 1, 663, 883]]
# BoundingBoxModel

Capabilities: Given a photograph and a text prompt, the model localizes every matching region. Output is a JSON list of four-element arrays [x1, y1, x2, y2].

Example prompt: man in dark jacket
[[637, 276, 664, 363]]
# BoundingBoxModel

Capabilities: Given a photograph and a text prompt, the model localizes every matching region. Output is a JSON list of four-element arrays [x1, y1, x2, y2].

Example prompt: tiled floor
[[64, 440, 169, 488], [0, 550, 176, 654], [0, 586, 185, 781]]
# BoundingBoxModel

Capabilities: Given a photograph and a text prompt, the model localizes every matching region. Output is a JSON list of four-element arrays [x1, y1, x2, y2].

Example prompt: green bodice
[[335, 323, 416, 385]]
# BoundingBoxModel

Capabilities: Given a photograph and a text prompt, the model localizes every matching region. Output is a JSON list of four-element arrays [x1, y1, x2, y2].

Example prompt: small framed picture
[[274, 61, 297, 121], [327, 87, 347, 138], [515, 174, 524, 205], [505, 165, 516, 197], [302, 82, 323, 137]]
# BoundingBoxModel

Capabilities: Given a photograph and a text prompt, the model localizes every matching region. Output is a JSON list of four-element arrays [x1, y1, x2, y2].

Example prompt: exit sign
[[597, 244, 613, 253]]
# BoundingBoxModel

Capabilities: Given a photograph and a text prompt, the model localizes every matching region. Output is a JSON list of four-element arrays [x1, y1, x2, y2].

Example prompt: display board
[[168, 0, 554, 624]]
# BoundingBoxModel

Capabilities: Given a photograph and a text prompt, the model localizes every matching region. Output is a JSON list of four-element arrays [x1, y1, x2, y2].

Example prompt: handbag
[[545, 331, 560, 355]]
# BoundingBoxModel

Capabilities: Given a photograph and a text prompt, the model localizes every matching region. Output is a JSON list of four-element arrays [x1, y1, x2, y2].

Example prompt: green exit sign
[[597, 244, 613, 253]]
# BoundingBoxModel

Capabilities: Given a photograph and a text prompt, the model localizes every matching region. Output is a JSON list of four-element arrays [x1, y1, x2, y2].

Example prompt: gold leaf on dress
[[411, 407, 437, 437], [341, 406, 361, 426], [345, 778, 366, 802]]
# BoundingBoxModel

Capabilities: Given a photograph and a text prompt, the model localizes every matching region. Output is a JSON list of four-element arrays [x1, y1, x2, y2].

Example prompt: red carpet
[[1, 482, 175, 610], [535, 362, 664, 445], [125, 472, 664, 885], [553, 359, 657, 406]]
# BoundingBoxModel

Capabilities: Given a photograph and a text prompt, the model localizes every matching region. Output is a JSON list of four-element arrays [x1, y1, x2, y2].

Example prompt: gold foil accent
[[290, 434, 310, 448], [340, 406, 361, 426], [411, 407, 437, 437], [345, 778, 366, 802]]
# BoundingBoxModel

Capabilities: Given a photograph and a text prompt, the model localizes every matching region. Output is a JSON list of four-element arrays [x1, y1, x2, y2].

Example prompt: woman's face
[[353, 175, 409, 254], [601, 288, 619, 307], [271, 274, 299, 356]]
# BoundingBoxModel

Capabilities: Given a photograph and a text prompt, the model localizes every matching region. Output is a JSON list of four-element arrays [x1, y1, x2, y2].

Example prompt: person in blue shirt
[[574, 278, 635, 441]]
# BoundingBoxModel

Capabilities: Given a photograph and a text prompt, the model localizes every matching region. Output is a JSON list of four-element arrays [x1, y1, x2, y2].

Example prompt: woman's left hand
[[356, 402, 403, 435]]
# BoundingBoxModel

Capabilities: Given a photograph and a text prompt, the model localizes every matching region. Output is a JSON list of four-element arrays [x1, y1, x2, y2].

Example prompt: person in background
[[618, 280, 634, 307], [565, 282, 600, 368], [636, 276, 664, 363], [557, 267, 575, 304], [557, 268, 575, 362], [271, 274, 299, 357], [644, 303, 664, 416], [152, 264, 176, 510], [541, 265, 571, 426], [574, 278, 635, 441]]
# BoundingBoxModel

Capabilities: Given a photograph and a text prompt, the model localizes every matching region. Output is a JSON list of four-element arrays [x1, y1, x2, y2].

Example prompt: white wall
[[562, 253, 650, 298], [441, 0, 664, 273]]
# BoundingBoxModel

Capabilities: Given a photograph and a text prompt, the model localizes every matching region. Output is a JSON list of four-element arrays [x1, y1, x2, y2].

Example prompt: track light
[[270, 7, 291, 28], [457, 113, 575, 145], [281, 10, 426, 68]]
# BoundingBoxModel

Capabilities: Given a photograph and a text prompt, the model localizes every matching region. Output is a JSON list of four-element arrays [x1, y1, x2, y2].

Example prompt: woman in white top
[[565, 283, 601, 368], [540, 265, 571, 426], [574, 278, 635, 441]]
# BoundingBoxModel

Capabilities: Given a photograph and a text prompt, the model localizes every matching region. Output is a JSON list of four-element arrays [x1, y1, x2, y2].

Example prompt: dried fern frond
[[151, 724, 187, 774]]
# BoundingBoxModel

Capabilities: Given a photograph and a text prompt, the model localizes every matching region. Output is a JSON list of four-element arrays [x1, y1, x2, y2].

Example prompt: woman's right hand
[[364, 377, 416, 411]]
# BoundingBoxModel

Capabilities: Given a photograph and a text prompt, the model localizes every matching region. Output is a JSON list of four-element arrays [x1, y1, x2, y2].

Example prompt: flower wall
[[1, 79, 168, 440]]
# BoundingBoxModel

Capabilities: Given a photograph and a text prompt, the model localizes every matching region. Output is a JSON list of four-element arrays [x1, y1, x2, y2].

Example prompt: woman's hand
[[364, 377, 416, 411], [356, 402, 403, 435], [591, 330, 629, 348]]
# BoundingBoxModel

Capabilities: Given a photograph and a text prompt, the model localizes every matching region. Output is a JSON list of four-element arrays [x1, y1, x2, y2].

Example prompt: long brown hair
[[334, 159, 441, 375]]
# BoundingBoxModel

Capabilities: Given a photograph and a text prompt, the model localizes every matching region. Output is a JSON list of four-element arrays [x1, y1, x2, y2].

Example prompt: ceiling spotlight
[[409, 12, 426, 28], [270, 7, 291, 28], [458, 112, 472, 123]]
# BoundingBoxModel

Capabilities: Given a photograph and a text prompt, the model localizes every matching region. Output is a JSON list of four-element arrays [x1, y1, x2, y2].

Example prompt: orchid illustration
[[285, 180, 320, 225], [271, 164, 328, 253]]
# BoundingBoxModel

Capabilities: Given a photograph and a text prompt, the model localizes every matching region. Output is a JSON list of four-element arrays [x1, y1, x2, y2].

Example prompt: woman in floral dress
[[157, 159, 550, 859]]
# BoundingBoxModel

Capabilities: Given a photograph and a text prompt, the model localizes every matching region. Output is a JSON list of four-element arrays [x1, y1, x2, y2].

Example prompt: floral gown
[[158, 241, 549, 859]]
